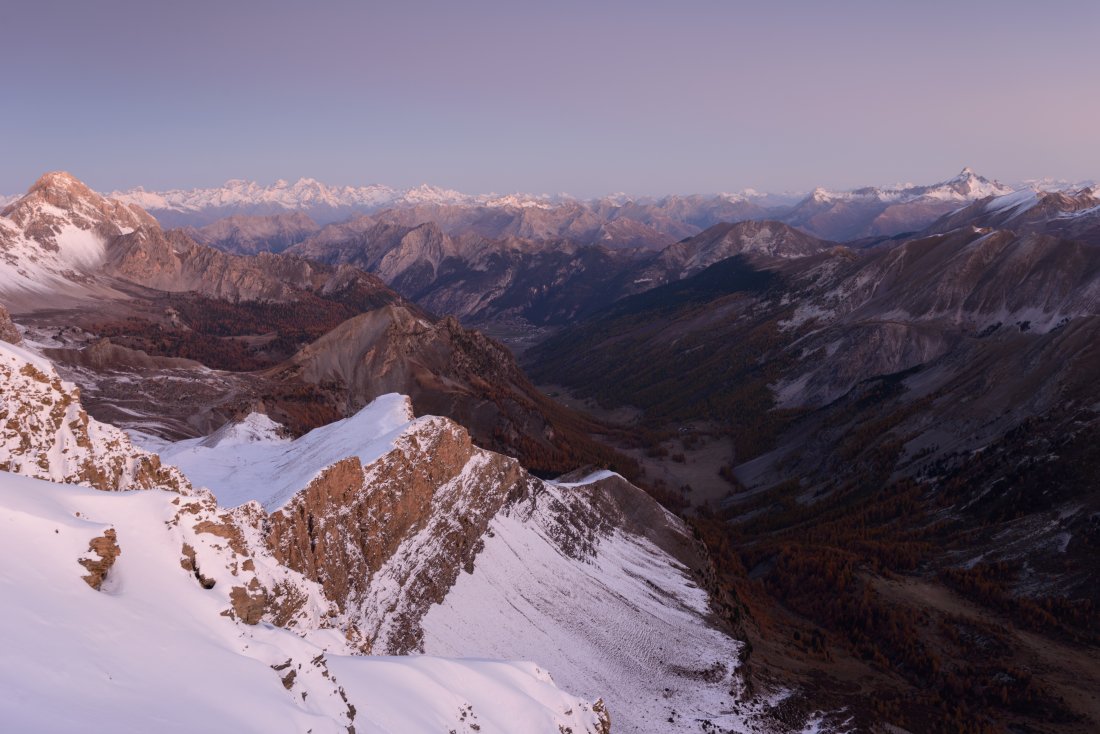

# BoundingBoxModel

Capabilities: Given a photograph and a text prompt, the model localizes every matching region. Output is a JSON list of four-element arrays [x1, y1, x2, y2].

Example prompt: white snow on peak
[[111, 178, 400, 213], [802, 169, 1014, 206], [1017, 176, 1098, 192], [153, 393, 416, 510]]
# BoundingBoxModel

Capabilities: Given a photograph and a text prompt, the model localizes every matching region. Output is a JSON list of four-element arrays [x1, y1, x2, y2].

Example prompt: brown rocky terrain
[[79, 528, 121, 590], [265, 304, 634, 475], [2, 173, 630, 476]]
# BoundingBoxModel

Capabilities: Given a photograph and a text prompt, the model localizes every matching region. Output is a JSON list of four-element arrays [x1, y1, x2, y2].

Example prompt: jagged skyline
[[3, 0, 1098, 196]]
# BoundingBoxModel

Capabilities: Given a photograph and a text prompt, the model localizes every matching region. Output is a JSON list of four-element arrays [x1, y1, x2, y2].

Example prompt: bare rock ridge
[[284, 217, 833, 326], [185, 211, 321, 255], [264, 416, 536, 653], [264, 303, 626, 475]]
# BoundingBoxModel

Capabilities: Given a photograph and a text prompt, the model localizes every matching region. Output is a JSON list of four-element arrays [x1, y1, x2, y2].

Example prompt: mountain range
[[0, 174, 802, 732], [83, 168, 1025, 243], [3, 164, 1100, 733]]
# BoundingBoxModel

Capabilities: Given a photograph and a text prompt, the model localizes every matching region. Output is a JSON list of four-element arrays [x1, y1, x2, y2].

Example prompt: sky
[[2, 0, 1098, 197]]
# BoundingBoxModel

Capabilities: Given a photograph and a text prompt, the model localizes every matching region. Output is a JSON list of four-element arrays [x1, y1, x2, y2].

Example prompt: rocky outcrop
[[79, 528, 121, 590], [0, 340, 190, 492]]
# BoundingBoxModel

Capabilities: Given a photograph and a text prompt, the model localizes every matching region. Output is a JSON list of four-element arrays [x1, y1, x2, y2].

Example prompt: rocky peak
[[4, 170, 156, 237]]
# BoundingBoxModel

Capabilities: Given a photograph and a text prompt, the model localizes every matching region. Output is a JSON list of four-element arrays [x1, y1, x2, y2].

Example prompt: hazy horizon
[[3, 0, 1098, 196]]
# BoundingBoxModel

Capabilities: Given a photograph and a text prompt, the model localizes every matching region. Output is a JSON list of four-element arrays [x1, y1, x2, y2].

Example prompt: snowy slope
[[0, 471, 608, 734], [153, 394, 414, 510], [422, 474, 754, 733]]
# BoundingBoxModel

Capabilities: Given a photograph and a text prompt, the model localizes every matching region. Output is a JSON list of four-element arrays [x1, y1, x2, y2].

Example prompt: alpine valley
[[2, 167, 1098, 734]]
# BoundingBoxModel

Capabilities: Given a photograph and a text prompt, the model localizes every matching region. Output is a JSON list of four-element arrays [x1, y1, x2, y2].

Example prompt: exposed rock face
[[155, 402, 750, 731], [0, 340, 189, 492], [79, 528, 120, 590], [1, 171, 156, 249], [293, 222, 649, 325], [167, 488, 336, 632], [265, 417, 533, 652], [0, 304, 20, 344]]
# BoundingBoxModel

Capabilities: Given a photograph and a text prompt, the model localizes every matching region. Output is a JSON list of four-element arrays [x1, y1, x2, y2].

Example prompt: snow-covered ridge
[[0, 336, 775, 732], [0, 344, 612, 733], [11, 169, 1092, 224]]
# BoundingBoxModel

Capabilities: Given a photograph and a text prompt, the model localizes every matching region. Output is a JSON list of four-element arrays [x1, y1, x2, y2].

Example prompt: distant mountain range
[[89, 168, 1092, 243]]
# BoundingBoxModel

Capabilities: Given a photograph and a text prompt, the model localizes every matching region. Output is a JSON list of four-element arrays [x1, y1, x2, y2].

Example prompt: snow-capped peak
[[0, 171, 156, 301]]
